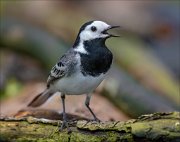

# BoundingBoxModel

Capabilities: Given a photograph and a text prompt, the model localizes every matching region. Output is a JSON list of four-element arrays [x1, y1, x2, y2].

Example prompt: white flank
[[52, 71, 106, 95]]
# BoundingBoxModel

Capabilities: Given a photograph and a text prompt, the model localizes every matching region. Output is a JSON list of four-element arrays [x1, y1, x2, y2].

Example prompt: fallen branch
[[0, 111, 179, 142]]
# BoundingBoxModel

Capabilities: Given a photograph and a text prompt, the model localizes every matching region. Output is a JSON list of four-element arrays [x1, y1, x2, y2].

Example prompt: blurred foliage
[[103, 67, 178, 117], [0, 18, 68, 70], [108, 36, 179, 106], [0, 79, 22, 100]]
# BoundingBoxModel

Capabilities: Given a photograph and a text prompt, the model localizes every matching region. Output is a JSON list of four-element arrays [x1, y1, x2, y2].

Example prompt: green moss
[[119, 134, 134, 142], [131, 122, 151, 137], [70, 132, 104, 142], [169, 112, 180, 119], [1, 112, 180, 142], [16, 137, 56, 142], [105, 132, 120, 142]]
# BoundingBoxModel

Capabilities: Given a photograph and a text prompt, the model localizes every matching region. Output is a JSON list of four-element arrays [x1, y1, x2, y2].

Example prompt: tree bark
[[0, 112, 179, 142]]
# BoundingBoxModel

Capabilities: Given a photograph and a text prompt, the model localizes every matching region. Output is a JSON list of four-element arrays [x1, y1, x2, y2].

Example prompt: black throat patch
[[79, 38, 113, 77]]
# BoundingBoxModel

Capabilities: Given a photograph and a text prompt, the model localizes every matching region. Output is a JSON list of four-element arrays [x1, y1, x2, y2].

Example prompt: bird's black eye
[[91, 26, 97, 32]]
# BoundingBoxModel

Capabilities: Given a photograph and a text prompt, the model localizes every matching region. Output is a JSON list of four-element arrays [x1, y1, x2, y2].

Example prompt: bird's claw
[[89, 117, 101, 123], [59, 120, 71, 133], [82, 117, 101, 128], [94, 117, 101, 123]]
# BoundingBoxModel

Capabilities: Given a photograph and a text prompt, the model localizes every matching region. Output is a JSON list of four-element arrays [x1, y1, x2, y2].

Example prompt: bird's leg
[[85, 94, 100, 122], [60, 93, 71, 133]]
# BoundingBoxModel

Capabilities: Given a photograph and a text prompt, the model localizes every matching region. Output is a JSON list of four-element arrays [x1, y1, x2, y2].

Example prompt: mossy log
[[0, 112, 179, 142]]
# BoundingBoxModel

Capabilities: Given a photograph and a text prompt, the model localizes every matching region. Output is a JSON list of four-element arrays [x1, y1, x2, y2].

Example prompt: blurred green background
[[0, 1, 179, 120]]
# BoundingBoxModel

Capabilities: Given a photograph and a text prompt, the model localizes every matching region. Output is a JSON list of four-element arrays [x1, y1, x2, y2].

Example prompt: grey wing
[[47, 50, 77, 87], [47, 61, 66, 87]]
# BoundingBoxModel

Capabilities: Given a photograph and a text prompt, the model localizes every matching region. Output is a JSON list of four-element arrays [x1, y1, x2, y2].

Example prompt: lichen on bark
[[0, 112, 180, 142]]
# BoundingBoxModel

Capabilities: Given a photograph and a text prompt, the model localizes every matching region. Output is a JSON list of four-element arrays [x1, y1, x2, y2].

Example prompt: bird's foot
[[92, 116, 101, 122], [88, 116, 101, 123], [82, 117, 101, 128], [59, 120, 71, 133]]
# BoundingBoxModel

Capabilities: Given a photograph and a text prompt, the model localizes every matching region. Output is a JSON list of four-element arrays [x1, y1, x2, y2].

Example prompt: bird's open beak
[[102, 26, 120, 37]]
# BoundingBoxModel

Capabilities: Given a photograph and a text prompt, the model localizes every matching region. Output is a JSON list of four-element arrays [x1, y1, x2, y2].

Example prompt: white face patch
[[74, 21, 111, 54], [80, 21, 110, 41]]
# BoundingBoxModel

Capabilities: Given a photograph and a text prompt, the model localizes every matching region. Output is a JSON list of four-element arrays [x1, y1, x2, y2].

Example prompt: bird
[[28, 20, 119, 132]]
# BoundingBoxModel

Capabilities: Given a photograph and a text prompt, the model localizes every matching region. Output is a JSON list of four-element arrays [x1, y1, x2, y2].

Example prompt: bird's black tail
[[28, 89, 54, 107]]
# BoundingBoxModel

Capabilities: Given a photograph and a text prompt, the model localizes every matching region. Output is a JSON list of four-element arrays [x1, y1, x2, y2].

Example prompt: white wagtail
[[28, 20, 119, 131]]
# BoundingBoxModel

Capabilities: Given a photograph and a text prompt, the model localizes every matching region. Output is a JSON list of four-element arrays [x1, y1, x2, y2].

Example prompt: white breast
[[52, 72, 106, 95]]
